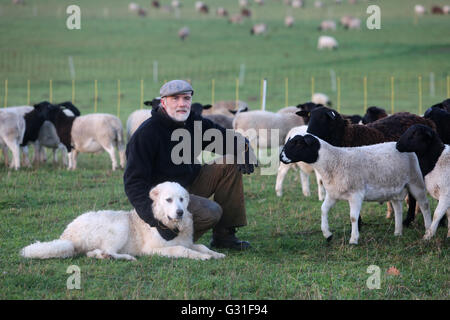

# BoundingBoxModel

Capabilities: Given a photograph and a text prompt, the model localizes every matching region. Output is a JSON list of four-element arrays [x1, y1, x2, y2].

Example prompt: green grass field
[[0, 0, 449, 300]]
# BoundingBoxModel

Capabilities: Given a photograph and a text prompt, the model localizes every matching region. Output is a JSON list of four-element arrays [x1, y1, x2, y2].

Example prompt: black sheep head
[[396, 124, 438, 155], [305, 106, 346, 146], [32, 101, 52, 120], [362, 106, 388, 124], [144, 97, 161, 109], [295, 102, 322, 124], [280, 134, 321, 165]]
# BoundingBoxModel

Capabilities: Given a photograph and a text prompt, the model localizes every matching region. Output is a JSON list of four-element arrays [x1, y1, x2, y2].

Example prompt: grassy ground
[[0, 0, 449, 299]]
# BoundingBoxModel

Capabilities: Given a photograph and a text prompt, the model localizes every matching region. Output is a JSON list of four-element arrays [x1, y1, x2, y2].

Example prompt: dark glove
[[236, 138, 258, 174], [155, 221, 179, 241]]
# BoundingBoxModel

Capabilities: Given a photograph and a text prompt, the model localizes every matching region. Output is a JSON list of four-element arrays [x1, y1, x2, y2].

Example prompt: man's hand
[[155, 221, 179, 241], [237, 138, 258, 174]]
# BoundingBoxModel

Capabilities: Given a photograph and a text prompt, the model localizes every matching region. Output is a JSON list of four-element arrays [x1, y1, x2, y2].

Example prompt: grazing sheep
[[280, 135, 432, 244], [424, 105, 450, 144], [431, 6, 444, 14], [396, 124, 450, 239], [414, 4, 426, 16], [291, 0, 304, 8], [285, 15, 294, 27], [362, 106, 388, 124], [314, 1, 324, 8], [229, 14, 243, 24], [233, 107, 305, 151], [151, 1, 160, 8], [251, 23, 267, 35], [195, 1, 209, 14], [276, 125, 325, 199], [239, 0, 249, 7], [128, 2, 139, 12], [47, 103, 126, 171], [0, 111, 25, 170], [318, 20, 336, 31], [444, 5, 450, 14], [344, 17, 361, 30], [254, 0, 264, 5], [171, 0, 181, 9], [303, 106, 437, 226], [241, 8, 252, 17], [216, 7, 228, 17], [317, 36, 338, 50], [178, 27, 190, 41]]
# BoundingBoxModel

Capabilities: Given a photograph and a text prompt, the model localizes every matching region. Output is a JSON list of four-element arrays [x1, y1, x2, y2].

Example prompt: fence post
[[235, 78, 239, 109], [27, 79, 30, 106], [140, 79, 144, 109], [447, 75, 450, 98], [94, 79, 98, 113], [117, 79, 121, 117], [390, 76, 394, 114], [418, 75, 422, 115], [363, 76, 367, 113], [261, 78, 267, 111], [285, 77, 289, 107], [337, 77, 341, 113], [72, 79, 75, 104], [311, 76, 315, 98], [49, 79, 53, 103], [211, 78, 215, 106]]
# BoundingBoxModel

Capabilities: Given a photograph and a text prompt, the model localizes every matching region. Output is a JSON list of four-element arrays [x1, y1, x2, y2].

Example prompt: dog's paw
[[196, 253, 212, 260], [212, 252, 226, 259]]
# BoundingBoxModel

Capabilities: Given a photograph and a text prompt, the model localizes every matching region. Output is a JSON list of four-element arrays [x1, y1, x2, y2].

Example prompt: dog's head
[[150, 182, 190, 228]]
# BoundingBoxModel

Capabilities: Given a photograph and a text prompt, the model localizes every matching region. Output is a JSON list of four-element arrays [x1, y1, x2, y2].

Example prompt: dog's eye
[[179, 198, 183, 202], [166, 198, 173, 203]]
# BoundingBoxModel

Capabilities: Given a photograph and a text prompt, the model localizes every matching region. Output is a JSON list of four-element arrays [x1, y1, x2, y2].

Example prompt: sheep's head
[[32, 101, 52, 120], [362, 106, 388, 124], [280, 134, 320, 164], [295, 102, 322, 124], [424, 106, 448, 120], [306, 106, 346, 146], [396, 124, 440, 155]]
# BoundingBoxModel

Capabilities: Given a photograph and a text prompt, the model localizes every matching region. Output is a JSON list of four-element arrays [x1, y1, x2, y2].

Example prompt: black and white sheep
[[280, 134, 432, 244], [424, 105, 450, 144], [396, 124, 449, 239], [301, 106, 437, 226], [201, 100, 249, 117], [276, 125, 325, 199], [47, 102, 125, 171]]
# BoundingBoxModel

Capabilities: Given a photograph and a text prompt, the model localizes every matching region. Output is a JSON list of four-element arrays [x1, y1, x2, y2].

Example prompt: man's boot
[[210, 227, 251, 250]]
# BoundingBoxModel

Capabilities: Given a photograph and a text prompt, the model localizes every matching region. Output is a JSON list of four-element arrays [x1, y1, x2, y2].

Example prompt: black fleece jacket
[[123, 106, 238, 227]]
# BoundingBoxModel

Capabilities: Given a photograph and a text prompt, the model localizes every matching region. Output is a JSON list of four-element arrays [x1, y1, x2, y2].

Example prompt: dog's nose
[[176, 209, 184, 217]]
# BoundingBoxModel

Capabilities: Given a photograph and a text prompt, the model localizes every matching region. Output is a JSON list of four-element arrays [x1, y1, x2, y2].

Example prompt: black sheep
[[424, 106, 450, 144]]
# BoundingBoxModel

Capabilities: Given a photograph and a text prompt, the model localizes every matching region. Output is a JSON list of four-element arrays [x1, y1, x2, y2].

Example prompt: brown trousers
[[187, 156, 247, 241]]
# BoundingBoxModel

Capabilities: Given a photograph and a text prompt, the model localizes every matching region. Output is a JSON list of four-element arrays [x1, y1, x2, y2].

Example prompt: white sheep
[[202, 100, 248, 117], [69, 114, 126, 171], [443, 5, 450, 14], [311, 93, 331, 106], [285, 15, 294, 27], [0, 111, 25, 170], [318, 20, 336, 31], [233, 106, 305, 152], [178, 26, 190, 41], [281, 135, 432, 244], [414, 4, 426, 16], [276, 125, 325, 200], [291, 0, 304, 8], [251, 23, 267, 36], [126, 109, 152, 140], [317, 36, 338, 50]]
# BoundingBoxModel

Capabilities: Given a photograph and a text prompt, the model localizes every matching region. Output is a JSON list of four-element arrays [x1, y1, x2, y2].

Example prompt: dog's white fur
[[20, 182, 225, 261]]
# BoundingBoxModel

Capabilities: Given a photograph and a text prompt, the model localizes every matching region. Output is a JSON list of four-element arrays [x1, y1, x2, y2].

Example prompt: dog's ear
[[149, 186, 160, 201]]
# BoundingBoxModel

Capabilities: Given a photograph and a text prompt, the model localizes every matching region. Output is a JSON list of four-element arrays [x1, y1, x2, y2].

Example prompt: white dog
[[21, 182, 225, 261]]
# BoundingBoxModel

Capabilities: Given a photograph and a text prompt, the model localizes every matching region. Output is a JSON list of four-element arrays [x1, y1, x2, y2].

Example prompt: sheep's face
[[161, 93, 192, 122], [306, 107, 344, 146], [396, 124, 434, 155], [280, 134, 320, 164]]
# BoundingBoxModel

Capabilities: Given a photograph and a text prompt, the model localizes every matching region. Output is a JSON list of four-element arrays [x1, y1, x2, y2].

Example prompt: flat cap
[[159, 80, 194, 98]]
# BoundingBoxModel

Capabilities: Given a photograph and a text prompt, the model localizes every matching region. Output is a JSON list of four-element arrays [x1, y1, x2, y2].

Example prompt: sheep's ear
[[202, 104, 213, 110], [296, 111, 309, 118], [424, 107, 432, 118], [144, 100, 152, 106], [149, 186, 160, 201], [326, 110, 337, 119], [304, 134, 317, 146]]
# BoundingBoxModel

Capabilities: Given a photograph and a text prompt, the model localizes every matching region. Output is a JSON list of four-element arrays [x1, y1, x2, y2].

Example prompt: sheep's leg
[[386, 201, 393, 219], [4, 139, 20, 170], [2, 145, 10, 167], [403, 193, 416, 227], [314, 170, 325, 201], [408, 183, 432, 230], [118, 145, 126, 169], [321, 194, 337, 241], [275, 162, 290, 197], [58, 143, 68, 167], [391, 200, 403, 236], [32, 141, 41, 164], [104, 144, 118, 171], [21, 146, 31, 168], [348, 195, 363, 245], [69, 150, 78, 170], [52, 148, 58, 165], [299, 167, 311, 197], [423, 198, 449, 240]]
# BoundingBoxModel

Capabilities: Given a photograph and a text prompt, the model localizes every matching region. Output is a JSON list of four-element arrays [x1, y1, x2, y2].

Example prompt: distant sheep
[[178, 27, 190, 41], [317, 36, 338, 50], [362, 106, 388, 124], [311, 93, 331, 106], [291, 0, 304, 8], [314, 1, 324, 8], [229, 14, 243, 24], [281, 135, 432, 244], [216, 7, 228, 17], [414, 4, 426, 15], [241, 8, 252, 17], [318, 20, 336, 31], [126, 98, 160, 140], [171, 1, 181, 9], [344, 17, 361, 30], [251, 23, 267, 35], [396, 124, 450, 240], [195, 1, 209, 14], [285, 15, 294, 27], [202, 100, 249, 116], [276, 125, 325, 199], [444, 5, 450, 14], [431, 6, 444, 14]]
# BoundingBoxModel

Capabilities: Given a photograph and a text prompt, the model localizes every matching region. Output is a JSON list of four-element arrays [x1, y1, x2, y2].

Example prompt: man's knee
[[206, 201, 223, 225]]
